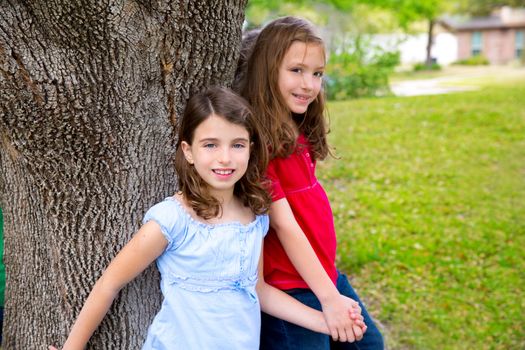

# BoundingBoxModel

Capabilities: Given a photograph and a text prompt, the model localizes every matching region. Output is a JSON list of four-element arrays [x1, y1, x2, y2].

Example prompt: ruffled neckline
[[165, 196, 264, 230]]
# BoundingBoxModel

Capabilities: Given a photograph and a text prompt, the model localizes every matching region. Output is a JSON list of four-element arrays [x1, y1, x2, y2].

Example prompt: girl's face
[[278, 41, 325, 114], [181, 114, 251, 197]]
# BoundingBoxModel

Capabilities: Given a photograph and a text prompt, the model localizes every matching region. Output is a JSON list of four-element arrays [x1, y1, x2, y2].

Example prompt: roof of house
[[440, 7, 525, 31]]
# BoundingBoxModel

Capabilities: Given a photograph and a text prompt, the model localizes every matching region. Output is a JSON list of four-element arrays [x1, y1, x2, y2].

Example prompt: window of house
[[516, 30, 524, 59], [471, 31, 482, 56]]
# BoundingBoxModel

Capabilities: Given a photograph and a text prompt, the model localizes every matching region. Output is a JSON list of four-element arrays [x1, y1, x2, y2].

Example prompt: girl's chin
[[290, 107, 308, 114]]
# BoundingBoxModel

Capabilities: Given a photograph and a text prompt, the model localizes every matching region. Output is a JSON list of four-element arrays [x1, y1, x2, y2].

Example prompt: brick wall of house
[[484, 29, 515, 64], [457, 32, 471, 60], [456, 28, 524, 64]]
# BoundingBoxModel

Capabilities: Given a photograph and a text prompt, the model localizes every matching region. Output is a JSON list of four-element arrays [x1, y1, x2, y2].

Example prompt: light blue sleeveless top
[[141, 197, 269, 349]]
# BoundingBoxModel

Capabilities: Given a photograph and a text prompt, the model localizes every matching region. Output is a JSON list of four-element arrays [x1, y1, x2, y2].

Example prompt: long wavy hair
[[174, 86, 271, 219], [237, 16, 330, 161]]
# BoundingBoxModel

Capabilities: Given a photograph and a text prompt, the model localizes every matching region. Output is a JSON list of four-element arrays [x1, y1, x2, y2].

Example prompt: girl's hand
[[348, 298, 368, 341], [321, 294, 363, 342], [348, 309, 367, 340], [49, 346, 59, 350], [322, 295, 368, 342]]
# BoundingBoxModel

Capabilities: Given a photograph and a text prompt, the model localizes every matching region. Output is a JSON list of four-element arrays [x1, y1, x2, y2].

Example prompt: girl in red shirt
[[235, 16, 384, 349]]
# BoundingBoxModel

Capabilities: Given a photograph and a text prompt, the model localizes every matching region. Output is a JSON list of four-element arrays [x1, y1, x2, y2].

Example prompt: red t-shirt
[[264, 134, 338, 290]]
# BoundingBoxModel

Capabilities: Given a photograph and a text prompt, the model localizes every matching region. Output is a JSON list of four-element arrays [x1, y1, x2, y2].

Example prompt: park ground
[[321, 65, 525, 349], [390, 65, 525, 96]]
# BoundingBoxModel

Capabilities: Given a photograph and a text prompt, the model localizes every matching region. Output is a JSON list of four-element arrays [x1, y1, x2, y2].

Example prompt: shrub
[[325, 48, 400, 100], [413, 62, 442, 71], [454, 55, 490, 66]]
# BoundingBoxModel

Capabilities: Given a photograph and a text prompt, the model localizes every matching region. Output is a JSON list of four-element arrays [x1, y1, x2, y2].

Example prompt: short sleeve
[[266, 160, 285, 202], [260, 214, 270, 237], [142, 199, 187, 251]]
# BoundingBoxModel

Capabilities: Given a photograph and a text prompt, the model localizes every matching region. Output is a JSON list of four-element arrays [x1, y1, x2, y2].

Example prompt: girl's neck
[[209, 188, 235, 208], [178, 192, 254, 225], [290, 113, 304, 134], [210, 197, 254, 225]]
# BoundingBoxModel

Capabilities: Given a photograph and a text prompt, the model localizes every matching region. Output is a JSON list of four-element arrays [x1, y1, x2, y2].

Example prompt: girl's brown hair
[[174, 86, 271, 219], [237, 16, 329, 161]]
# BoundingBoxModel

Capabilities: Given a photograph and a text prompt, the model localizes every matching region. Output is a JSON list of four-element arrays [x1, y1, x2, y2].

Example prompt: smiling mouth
[[213, 169, 234, 175], [292, 93, 310, 102]]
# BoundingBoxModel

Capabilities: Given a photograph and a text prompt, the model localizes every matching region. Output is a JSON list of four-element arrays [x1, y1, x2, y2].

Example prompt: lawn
[[319, 81, 525, 349]]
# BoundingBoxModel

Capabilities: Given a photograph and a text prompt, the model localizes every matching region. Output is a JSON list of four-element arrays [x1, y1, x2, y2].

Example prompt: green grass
[[319, 82, 525, 349], [391, 65, 525, 86]]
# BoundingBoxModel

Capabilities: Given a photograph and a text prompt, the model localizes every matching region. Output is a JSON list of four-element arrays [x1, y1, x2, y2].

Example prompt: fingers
[[330, 327, 339, 342], [329, 310, 367, 343], [349, 310, 367, 333], [345, 327, 356, 343], [351, 301, 362, 314], [352, 324, 364, 341], [324, 296, 367, 343], [332, 326, 361, 343]]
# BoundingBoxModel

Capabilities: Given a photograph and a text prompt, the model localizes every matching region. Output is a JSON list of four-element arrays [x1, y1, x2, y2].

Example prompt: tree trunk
[[425, 18, 435, 67], [0, 1, 246, 348]]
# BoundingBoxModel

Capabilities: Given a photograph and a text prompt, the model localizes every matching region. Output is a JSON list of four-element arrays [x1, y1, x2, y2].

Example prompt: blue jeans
[[260, 272, 384, 350]]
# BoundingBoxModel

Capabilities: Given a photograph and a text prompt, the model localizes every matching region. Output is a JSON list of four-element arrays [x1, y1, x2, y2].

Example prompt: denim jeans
[[260, 272, 384, 350]]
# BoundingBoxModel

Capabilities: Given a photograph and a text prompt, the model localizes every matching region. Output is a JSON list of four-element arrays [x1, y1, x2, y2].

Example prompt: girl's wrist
[[316, 311, 330, 334], [317, 288, 340, 305]]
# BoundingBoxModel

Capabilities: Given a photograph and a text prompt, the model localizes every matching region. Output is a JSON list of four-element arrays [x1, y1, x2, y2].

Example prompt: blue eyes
[[203, 143, 246, 149], [290, 68, 324, 78]]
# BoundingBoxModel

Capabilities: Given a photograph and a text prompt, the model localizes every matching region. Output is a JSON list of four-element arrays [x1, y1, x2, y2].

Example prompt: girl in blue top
[[49, 87, 364, 349]]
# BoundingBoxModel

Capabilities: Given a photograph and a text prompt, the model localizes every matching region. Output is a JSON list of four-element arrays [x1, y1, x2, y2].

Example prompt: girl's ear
[[181, 141, 194, 164]]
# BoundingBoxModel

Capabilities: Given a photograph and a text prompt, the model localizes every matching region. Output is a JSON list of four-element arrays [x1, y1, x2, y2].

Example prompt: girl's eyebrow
[[197, 137, 219, 142], [287, 61, 325, 70], [232, 137, 250, 143], [197, 137, 250, 143]]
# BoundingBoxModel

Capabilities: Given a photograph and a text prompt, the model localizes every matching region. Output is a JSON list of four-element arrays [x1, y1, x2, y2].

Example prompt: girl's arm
[[256, 248, 329, 334], [50, 221, 168, 350], [269, 198, 364, 342]]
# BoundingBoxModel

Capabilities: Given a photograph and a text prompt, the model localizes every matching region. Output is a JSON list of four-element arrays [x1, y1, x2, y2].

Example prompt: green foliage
[[325, 47, 400, 100], [457, 0, 525, 16], [365, 0, 453, 27], [413, 61, 442, 71], [318, 80, 525, 349], [245, 0, 350, 28], [454, 55, 490, 66]]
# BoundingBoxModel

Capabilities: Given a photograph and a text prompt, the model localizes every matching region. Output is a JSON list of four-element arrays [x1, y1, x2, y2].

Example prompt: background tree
[[366, 0, 525, 67], [364, 0, 455, 67], [0, 0, 246, 348], [458, 0, 525, 16]]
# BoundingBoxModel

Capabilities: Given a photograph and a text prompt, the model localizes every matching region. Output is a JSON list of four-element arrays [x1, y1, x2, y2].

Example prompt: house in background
[[371, 32, 458, 66], [440, 7, 525, 65]]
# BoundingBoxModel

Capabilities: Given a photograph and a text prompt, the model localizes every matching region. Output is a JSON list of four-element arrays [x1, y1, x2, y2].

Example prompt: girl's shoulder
[[147, 194, 268, 234], [146, 194, 186, 217], [143, 194, 203, 250]]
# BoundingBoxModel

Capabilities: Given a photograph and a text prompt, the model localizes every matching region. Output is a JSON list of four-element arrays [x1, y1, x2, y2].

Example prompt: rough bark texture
[[0, 0, 246, 348]]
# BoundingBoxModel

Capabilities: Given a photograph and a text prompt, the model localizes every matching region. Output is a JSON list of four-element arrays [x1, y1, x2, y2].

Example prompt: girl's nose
[[301, 73, 314, 90], [218, 147, 231, 163]]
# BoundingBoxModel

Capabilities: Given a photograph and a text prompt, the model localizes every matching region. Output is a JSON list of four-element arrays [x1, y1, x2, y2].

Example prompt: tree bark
[[425, 18, 435, 67], [0, 0, 246, 348]]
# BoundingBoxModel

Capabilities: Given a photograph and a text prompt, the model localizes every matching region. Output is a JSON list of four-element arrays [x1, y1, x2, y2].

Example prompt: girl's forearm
[[58, 222, 167, 349], [62, 277, 119, 349], [269, 200, 340, 303], [276, 228, 340, 303], [257, 280, 329, 334]]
